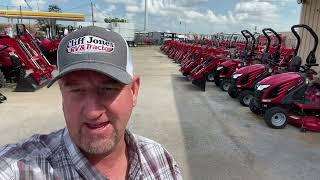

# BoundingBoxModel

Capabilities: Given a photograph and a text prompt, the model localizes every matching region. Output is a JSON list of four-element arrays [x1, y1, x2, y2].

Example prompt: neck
[[85, 136, 129, 179]]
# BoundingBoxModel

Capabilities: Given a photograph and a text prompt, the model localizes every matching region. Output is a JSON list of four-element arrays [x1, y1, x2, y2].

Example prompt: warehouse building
[[298, 0, 320, 72]]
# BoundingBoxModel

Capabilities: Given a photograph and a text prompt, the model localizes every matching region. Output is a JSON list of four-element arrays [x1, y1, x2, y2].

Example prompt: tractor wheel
[[264, 107, 288, 129], [214, 73, 220, 86], [0, 69, 5, 88], [249, 97, 263, 115], [205, 72, 215, 82], [228, 84, 239, 98], [220, 79, 231, 91], [15, 68, 26, 82], [239, 90, 254, 106]]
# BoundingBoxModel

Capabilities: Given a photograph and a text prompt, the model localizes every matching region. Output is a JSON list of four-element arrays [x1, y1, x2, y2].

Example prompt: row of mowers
[[161, 24, 320, 132], [0, 24, 57, 92]]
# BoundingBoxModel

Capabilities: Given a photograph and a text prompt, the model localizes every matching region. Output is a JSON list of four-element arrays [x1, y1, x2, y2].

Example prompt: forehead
[[60, 70, 121, 86]]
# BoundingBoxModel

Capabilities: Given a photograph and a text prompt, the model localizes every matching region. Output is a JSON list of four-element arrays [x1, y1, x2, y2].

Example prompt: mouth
[[85, 122, 110, 130]]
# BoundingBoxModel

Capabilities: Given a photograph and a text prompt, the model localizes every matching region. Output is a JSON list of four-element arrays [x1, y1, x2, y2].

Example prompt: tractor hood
[[235, 64, 266, 74], [221, 59, 242, 67], [258, 72, 302, 86]]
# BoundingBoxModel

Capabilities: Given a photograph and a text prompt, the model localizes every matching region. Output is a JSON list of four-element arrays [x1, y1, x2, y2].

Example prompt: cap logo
[[67, 35, 115, 54]]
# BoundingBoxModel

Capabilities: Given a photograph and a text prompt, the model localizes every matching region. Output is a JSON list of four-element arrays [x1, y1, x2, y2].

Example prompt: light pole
[[144, 0, 148, 31]]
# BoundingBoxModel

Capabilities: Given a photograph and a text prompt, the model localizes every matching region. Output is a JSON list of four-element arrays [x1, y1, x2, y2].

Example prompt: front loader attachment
[[15, 74, 37, 92], [192, 77, 206, 91]]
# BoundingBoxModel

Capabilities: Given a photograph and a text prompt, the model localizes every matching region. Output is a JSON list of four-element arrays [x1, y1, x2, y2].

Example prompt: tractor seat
[[295, 82, 320, 110]]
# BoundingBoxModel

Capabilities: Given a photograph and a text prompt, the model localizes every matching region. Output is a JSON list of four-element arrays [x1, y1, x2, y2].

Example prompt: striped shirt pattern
[[0, 128, 182, 180]]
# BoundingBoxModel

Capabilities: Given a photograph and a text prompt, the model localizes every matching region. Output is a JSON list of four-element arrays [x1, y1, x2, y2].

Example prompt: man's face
[[59, 70, 140, 156]]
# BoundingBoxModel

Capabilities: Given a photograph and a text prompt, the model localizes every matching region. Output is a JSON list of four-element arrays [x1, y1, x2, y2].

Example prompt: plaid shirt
[[0, 128, 182, 180]]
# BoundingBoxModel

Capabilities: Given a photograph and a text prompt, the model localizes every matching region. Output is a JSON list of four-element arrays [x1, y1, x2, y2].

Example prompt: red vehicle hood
[[235, 64, 266, 74], [258, 72, 302, 85], [221, 59, 242, 67]]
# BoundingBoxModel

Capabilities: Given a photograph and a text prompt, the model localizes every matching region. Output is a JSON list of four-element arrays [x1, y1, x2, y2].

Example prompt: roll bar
[[262, 28, 282, 53], [241, 30, 255, 56], [291, 24, 318, 65]]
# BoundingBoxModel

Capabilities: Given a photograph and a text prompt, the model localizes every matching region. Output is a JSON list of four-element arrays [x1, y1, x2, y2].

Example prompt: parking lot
[[1, 46, 320, 180]]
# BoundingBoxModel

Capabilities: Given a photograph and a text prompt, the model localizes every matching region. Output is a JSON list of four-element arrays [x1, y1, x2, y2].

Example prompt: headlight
[[256, 84, 271, 91], [216, 66, 223, 71], [9, 51, 18, 58], [306, 78, 311, 84], [232, 74, 242, 79]]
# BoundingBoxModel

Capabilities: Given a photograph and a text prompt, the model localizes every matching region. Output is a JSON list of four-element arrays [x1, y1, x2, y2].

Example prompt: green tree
[[48, 4, 61, 13], [104, 17, 128, 23], [37, 4, 62, 36]]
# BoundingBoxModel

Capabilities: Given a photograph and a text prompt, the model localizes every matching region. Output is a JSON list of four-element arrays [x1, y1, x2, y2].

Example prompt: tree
[[104, 17, 128, 23], [37, 4, 62, 36], [48, 4, 61, 13]]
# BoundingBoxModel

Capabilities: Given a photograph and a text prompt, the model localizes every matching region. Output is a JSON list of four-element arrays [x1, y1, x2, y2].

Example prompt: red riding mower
[[180, 48, 228, 77], [214, 30, 264, 92], [0, 24, 54, 92], [179, 34, 240, 77], [251, 24, 320, 132], [228, 28, 296, 106], [187, 35, 246, 91]]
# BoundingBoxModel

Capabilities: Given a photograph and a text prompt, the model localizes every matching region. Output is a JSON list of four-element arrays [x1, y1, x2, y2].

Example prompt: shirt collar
[[62, 128, 106, 179]]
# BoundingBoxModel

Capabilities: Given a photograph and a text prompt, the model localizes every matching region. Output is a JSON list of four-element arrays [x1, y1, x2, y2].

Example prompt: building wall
[[299, 0, 320, 73]]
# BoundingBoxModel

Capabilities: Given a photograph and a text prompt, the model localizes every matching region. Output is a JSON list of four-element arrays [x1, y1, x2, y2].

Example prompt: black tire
[[205, 72, 215, 82], [214, 72, 220, 86], [264, 107, 288, 129], [228, 84, 239, 98], [220, 79, 231, 91], [15, 68, 26, 82], [0, 93, 6, 102], [249, 97, 263, 115], [239, 90, 254, 106], [0, 69, 5, 88], [182, 72, 189, 76]]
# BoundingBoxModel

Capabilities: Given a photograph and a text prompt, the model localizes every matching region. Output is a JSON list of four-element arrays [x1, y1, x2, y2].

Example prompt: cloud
[[92, 4, 117, 22], [11, 0, 47, 11], [102, 0, 297, 33]]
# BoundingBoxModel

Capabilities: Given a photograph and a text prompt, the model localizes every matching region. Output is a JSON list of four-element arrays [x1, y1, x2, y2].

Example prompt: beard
[[77, 124, 120, 155]]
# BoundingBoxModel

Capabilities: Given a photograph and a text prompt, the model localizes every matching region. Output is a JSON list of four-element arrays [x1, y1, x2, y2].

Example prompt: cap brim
[[47, 62, 132, 88]]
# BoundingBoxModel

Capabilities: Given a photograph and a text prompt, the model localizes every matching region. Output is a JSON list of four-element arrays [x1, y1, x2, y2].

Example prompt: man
[[0, 26, 182, 179]]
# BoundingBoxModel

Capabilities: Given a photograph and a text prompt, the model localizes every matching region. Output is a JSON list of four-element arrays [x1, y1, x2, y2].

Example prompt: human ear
[[131, 76, 140, 107]]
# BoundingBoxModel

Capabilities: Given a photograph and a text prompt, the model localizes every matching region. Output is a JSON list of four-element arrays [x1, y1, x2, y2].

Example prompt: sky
[[0, 0, 302, 34]]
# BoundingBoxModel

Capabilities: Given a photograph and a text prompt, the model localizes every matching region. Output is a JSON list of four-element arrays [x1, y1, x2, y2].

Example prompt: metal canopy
[[0, 10, 85, 21]]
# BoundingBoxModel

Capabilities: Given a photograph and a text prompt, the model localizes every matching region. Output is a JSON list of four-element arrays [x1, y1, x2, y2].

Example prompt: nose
[[83, 94, 106, 121]]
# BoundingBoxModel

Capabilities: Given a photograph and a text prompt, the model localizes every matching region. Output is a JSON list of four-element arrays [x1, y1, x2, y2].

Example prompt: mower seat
[[287, 56, 302, 72]]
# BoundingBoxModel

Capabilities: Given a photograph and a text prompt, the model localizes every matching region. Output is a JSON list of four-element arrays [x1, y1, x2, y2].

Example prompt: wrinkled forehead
[[59, 70, 124, 87]]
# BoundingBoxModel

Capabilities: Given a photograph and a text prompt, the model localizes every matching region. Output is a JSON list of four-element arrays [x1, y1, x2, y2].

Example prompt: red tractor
[[0, 24, 54, 92], [251, 24, 320, 132]]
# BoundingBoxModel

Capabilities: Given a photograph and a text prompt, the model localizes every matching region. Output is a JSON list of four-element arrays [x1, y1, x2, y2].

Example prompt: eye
[[98, 87, 118, 95]]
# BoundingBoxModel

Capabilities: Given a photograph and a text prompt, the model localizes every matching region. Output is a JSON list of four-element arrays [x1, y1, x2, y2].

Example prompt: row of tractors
[[161, 24, 320, 133], [0, 24, 60, 97]]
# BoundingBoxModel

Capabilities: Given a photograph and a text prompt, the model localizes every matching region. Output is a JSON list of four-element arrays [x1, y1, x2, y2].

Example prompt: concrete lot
[[1, 46, 320, 180]]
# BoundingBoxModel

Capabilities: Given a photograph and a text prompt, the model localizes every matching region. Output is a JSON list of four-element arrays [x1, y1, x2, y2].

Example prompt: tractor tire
[[220, 79, 231, 91], [205, 72, 215, 82], [264, 106, 288, 129], [0, 70, 5, 88], [249, 97, 263, 115], [228, 84, 239, 98], [239, 90, 254, 106], [214, 73, 220, 86], [15, 68, 26, 82]]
